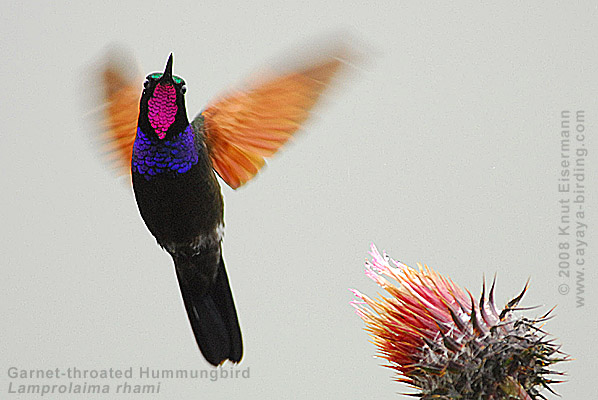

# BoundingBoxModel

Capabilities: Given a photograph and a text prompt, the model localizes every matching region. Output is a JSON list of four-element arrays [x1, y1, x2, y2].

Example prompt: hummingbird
[[94, 48, 346, 366]]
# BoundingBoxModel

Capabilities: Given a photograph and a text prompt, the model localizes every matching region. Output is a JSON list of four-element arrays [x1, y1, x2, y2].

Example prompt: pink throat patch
[[148, 83, 178, 139]]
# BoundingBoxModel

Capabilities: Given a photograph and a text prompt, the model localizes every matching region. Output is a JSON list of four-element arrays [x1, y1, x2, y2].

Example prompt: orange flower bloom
[[352, 245, 567, 399]]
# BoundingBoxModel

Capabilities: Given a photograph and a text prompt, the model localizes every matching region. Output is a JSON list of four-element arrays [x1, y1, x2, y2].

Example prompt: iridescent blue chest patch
[[132, 125, 198, 179]]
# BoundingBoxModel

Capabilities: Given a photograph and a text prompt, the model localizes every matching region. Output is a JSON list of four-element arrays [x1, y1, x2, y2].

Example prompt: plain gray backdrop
[[1, 1, 596, 399]]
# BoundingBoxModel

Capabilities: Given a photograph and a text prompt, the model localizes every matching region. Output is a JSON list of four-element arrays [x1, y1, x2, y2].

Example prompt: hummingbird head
[[138, 54, 189, 140]]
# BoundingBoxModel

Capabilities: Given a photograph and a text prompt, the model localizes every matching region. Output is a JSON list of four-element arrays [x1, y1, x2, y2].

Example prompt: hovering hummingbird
[[94, 47, 346, 365]]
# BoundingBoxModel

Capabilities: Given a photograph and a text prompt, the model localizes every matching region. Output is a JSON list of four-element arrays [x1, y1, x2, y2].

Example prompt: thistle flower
[[351, 244, 568, 400]]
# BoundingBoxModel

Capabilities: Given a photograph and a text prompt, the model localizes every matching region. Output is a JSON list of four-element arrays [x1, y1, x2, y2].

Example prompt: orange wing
[[200, 55, 346, 189], [95, 54, 141, 175]]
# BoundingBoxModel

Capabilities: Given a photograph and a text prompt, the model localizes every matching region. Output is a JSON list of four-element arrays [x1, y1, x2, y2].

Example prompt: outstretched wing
[[92, 51, 141, 175], [198, 54, 346, 189]]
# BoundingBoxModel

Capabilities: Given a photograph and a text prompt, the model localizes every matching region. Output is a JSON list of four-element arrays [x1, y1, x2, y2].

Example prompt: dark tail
[[174, 253, 243, 366]]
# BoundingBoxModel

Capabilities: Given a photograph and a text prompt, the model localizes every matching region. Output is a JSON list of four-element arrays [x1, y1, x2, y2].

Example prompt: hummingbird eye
[[143, 80, 150, 88], [181, 85, 187, 94]]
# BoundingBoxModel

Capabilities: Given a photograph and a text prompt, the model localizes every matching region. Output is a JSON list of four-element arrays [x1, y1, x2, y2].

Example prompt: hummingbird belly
[[131, 163, 224, 254]]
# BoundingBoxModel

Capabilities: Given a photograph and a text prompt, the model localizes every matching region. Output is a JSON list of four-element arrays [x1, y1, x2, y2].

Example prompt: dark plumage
[[94, 47, 346, 366], [132, 55, 241, 365]]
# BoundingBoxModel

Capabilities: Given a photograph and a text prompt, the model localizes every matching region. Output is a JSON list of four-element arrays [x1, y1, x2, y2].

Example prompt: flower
[[351, 244, 568, 400]]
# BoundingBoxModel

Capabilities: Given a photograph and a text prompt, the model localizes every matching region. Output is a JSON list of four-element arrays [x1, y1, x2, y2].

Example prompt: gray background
[[1, 2, 596, 399]]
